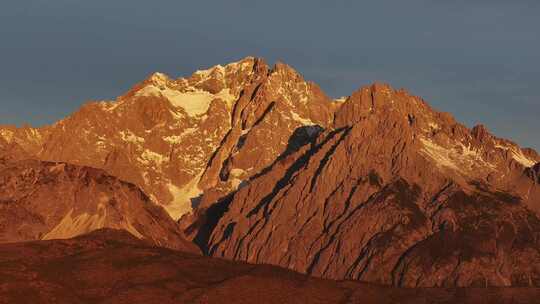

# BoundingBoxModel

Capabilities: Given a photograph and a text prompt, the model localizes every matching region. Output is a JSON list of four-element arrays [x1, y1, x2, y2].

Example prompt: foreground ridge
[[0, 229, 538, 304]]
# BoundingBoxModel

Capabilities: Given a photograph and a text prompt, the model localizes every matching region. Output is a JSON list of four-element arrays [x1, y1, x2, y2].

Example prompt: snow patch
[[227, 57, 253, 71], [24, 128, 41, 140], [291, 112, 316, 126], [138, 149, 167, 166], [136, 85, 235, 116], [419, 138, 461, 171], [428, 122, 440, 130], [120, 130, 145, 144], [100, 100, 123, 112], [495, 142, 536, 167], [494, 144, 510, 151], [230, 168, 246, 177], [459, 143, 479, 158], [165, 174, 203, 219], [511, 149, 536, 167], [230, 178, 244, 190], [194, 64, 224, 78], [163, 128, 198, 145], [228, 168, 247, 190], [419, 137, 495, 174], [149, 72, 169, 85], [0, 129, 14, 142]]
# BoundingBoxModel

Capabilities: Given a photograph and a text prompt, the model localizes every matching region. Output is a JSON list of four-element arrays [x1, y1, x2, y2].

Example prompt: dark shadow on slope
[[201, 85, 256, 176], [283, 125, 324, 158], [248, 125, 335, 183], [190, 127, 344, 254], [308, 127, 351, 192], [190, 194, 203, 209], [218, 101, 277, 182], [192, 193, 235, 255], [468, 180, 521, 204], [526, 163, 540, 184], [247, 127, 350, 218], [199, 128, 234, 181], [246, 101, 275, 130]]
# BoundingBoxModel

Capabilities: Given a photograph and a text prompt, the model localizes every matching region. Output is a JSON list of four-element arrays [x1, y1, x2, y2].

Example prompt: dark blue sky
[[1, 0, 538, 149]]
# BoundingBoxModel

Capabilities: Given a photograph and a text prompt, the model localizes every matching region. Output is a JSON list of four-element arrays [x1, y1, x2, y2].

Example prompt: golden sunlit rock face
[[1, 58, 540, 302], [199, 82, 540, 286], [0, 160, 199, 254], [1, 57, 336, 220]]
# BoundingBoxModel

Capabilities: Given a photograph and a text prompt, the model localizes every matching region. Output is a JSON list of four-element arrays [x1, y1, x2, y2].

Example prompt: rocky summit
[[1, 57, 539, 292], [199, 83, 540, 287], [1, 57, 335, 220]]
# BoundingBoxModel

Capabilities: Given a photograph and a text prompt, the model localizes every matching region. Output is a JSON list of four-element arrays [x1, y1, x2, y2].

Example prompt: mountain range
[[1, 57, 539, 301]]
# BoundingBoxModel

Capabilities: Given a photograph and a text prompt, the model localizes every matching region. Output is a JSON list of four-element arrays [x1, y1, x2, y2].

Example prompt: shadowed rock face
[[197, 84, 540, 287], [527, 163, 540, 184], [0, 160, 199, 253], [0, 229, 538, 304]]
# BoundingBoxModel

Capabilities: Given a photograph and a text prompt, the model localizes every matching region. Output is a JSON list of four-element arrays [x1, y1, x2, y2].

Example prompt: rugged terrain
[[0, 160, 198, 253], [1, 229, 538, 304], [1, 57, 539, 289], [200, 83, 540, 287], [1, 57, 334, 219]]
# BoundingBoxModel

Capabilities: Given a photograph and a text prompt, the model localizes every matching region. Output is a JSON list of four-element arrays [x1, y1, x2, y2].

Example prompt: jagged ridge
[[1, 57, 539, 288]]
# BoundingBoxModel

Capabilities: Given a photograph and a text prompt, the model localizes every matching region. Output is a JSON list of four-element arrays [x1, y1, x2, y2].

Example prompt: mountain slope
[[1, 57, 334, 220], [200, 83, 540, 287], [1, 58, 539, 288], [1, 229, 538, 304], [0, 160, 199, 253]]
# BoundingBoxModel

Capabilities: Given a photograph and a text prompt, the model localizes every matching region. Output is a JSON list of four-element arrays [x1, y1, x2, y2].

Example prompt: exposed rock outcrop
[[199, 83, 540, 287], [0, 160, 199, 253], [1, 57, 334, 220]]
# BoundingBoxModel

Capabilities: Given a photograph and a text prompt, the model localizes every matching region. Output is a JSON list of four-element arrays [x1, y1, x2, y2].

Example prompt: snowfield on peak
[[419, 137, 497, 175], [511, 148, 536, 167], [135, 85, 236, 117], [166, 174, 203, 219], [494, 141, 537, 168]]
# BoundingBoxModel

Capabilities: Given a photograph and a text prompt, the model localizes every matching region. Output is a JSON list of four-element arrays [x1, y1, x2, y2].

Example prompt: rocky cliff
[[0, 160, 198, 253], [199, 83, 540, 287]]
